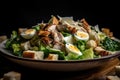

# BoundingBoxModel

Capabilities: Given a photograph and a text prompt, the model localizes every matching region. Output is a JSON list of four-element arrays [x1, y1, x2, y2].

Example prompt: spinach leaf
[[101, 37, 120, 51]]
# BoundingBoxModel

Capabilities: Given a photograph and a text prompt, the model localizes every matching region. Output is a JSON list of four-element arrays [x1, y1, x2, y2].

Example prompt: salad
[[5, 15, 120, 60]]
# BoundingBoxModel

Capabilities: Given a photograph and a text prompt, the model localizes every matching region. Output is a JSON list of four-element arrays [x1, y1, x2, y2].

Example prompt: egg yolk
[[69, 45, 80, 52], [76, 32, 88, 38]]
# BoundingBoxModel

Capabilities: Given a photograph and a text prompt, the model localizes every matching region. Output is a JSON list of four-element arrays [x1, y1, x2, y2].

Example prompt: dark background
[[0, 1, 120, 79], [0, 1, 120, 38]]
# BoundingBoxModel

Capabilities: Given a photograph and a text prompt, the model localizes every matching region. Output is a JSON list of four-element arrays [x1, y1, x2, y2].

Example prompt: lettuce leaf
[[81, 48, 94, 59], [65, 52, 81, 60]]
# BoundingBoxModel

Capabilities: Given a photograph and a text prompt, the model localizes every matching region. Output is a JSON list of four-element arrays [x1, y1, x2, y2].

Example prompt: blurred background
[[0, 1, 119, 38]]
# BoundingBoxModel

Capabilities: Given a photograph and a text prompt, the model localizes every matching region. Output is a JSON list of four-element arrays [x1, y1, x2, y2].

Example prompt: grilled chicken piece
[[38, 30, 51, 37], [56, 24, 66, 32], [23, 50, 44, 60], [45, 24, 57, 32], [53, 42, 65, 51], [52, 32, 64, 42], [67, 26, 77, 34], [89, 30, 100, 45], [80, 18, 91, 33], [49, 15, 59, 25], [41, 37, 53, 46], [86, 40, 97, 48], [78, 27, 87, 32], [21, 41, 31, 50], [57, 23, 78, 34], [94, 46, 111, 56]]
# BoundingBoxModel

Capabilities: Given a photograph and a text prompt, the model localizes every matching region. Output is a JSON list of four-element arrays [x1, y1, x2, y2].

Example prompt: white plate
[[0, 40, 120, 71]]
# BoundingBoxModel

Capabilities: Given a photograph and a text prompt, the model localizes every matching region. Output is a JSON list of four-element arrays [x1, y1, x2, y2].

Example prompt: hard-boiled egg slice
[[64, 35, 74, 44], [74, 31, 89, 41], [65, 43, 82, 56], [21, 29, 36, 39]]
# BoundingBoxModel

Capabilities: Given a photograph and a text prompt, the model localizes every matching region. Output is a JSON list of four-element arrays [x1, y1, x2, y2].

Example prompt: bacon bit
[[38, 30, 51, 36], [80, 18, 91, 33]]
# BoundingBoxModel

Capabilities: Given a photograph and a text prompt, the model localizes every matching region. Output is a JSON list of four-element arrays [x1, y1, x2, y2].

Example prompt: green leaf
[[101, 37, 120, 51], [32, 25, 40, 31], [46, 47, 65, 60], [81, 48, 94, 59], [5, 31, 18, 49], [75, 40, 86, 51], [12, 43, 22, 56], [65, 52, 81, 60]]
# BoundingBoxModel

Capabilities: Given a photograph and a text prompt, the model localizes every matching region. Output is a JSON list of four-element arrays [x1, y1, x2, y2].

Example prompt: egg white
[[21, 29, 36, 39], [64, 35, 74, 44], [74, 31, 89, 41], [65, 43, 82, 56]]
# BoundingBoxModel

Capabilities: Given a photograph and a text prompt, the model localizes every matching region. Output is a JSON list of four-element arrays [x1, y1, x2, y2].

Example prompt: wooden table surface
[[0, 35, 120, 80]]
